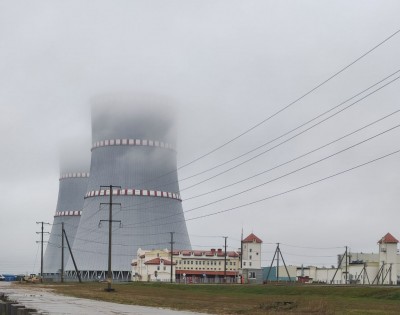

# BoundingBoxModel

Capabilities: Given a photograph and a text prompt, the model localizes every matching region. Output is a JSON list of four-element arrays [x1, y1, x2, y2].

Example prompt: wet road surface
[[0, 282, 208, 315]]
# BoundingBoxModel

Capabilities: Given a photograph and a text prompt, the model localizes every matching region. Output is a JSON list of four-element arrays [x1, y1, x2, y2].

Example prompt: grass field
[[19, 282, 400, 314]]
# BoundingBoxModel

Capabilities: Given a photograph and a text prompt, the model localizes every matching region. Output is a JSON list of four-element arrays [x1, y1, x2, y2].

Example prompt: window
[[249, 255, 252, 260], [249, 272, 256, 279], [191, 261, 193, 265], [163, 266, 166, 271], [249, 262, 252, 267], [243, 262, 246, 266], [249, 248, 252, 252], [157, 266, 160, 270]]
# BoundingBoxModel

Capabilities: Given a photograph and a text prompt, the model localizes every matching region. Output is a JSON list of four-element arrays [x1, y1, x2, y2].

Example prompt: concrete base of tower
[[64, 270, 132, 282]]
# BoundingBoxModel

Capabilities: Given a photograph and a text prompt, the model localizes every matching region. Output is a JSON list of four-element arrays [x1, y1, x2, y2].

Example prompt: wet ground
[[0, 282, 207, 315]]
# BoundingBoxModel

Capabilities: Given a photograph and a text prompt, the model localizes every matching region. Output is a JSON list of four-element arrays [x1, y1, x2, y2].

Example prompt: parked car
[[0, 274, 5, 281]]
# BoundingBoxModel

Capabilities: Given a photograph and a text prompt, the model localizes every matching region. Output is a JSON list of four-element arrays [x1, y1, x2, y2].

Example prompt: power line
[[129, 148, 400, 229], [110, 72, 400, 216], [184, 109, 400, 201], [174, 28, 400, 171], [176, 70, 400, 188], [184, 149, 400, 223], [124, 27, 400, 189], [179, 75, 400, 192], [123, 121, 400, 228]]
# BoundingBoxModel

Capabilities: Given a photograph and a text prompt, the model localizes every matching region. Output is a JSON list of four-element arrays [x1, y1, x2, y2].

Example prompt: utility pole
[[63, 226, 82, 283], [36, 221, 50, 278], [331, 248, 347, 284], [223, 236, 228, 283], [61, 222, 64, 283], [265, 243, 292, 282], [99, 185, 121, 292], [170, 232, 175, 283], [276, 243, 280, 281], [345, 246, 348, 284], [240, 228, 243, 269]]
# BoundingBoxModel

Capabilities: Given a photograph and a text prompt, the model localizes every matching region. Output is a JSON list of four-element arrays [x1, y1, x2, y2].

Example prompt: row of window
[[177, 267, 236, 271], [177, 260, 237, 266]]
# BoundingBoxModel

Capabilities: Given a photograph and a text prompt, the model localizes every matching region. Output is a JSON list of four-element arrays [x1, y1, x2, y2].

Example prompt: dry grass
[[15, 282, 400, 314]]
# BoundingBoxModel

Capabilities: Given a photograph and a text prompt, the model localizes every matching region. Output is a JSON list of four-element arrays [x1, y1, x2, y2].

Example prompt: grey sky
[[1, 0, 399, 274]]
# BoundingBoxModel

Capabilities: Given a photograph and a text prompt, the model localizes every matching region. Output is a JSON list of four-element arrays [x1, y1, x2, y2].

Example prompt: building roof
[[242, 233, 262, 243], [176, 270, 238, 276], [144, 258, 175, 265], [378, 232, 399, 244], [172, 248, 239, 257]]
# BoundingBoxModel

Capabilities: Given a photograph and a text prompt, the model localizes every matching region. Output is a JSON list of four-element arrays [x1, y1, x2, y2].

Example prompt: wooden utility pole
[[61, 222, 64, 283], [345, 246, 348, 284], [240, 229, 243, 269], [36, 221, 50, 277], [276, 243, 280, 281], [223, 236, 228, 283], [99, 185, 121, 292], [170, 232, 175, 283], [63, 227, 82, 283], [265, 243, 292, 282]]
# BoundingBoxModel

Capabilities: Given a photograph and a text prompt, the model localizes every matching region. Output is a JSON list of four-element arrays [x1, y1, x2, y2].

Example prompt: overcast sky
[[1, 0, 400, 274]]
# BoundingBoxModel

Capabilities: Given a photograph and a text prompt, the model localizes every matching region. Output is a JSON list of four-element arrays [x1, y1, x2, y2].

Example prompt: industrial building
[[131, 233, 263, 284], [65, 100, 191, 280], [265, 233, 400, 285]]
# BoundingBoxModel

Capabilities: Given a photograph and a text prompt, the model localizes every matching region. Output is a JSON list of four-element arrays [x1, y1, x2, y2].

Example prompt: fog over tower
[[43, 149, 90, 276], [67, 96, 191, 279]]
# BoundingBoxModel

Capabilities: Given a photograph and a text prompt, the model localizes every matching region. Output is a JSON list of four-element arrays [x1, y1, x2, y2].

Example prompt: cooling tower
[[43, 153, 89, 276], [66, 98, 191, 280]]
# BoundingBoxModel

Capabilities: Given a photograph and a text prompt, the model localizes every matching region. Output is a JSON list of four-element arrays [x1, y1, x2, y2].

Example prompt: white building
[[278, 232, 400, 285], [241, 233, 263, 284], [131, 233, 263, 284], [131, 248, 175, 282]]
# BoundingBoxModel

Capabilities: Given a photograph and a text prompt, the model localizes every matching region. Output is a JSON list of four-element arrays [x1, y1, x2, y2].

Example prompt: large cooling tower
[[43, 155, 89, 276], [66, 98, 191, 280]]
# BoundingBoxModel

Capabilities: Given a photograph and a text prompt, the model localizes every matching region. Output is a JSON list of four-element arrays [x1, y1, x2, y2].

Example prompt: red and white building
[[241, 233, 263, 284], [131, 249, 175, 282], [131, 233, 263, 283]]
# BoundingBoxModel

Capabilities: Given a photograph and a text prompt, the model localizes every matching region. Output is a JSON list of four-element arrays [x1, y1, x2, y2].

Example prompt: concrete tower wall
[[43, 169, 89, 275]]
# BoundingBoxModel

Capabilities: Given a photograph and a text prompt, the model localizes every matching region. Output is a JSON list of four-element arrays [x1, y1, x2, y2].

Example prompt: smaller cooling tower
[[43, 148, 89, 276]]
